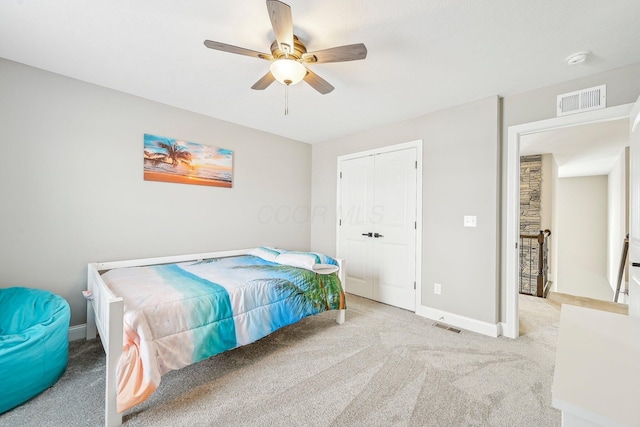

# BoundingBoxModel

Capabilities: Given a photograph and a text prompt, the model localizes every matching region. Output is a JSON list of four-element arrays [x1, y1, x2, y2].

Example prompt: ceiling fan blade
[[302, 43, 368, 63], [204, 40, 273, 61], [266, 0, 294, 55], [251, 71, 276, 90], [303, 69, 334, 95]]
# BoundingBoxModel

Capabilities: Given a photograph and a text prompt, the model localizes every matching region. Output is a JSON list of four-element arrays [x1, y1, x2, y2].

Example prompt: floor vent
[[557, 84, 606, 116], [432, 322, 461, 333]]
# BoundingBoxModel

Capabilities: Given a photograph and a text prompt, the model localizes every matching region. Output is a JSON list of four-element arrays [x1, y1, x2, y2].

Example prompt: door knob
[[633, 262, 640, 267], [374, 232, 384, 238], [361, 232, 373, 237]]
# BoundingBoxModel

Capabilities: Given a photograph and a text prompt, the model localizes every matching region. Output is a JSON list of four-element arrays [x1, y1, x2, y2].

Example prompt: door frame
[[628, 96, 640, 317], [336, 139, 423, 312], [504, 104, 633, 338]]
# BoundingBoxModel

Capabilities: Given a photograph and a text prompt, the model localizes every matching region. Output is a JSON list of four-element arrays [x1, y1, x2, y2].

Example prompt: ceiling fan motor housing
[[270, 35, 315, 62]]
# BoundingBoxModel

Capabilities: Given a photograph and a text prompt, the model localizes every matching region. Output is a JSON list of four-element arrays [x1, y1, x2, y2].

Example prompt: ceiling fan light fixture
[[270, 58, 306, 86]]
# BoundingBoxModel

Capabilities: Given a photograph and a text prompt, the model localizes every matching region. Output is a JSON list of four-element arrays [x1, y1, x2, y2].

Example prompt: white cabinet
[[552, 305, 640, 426]]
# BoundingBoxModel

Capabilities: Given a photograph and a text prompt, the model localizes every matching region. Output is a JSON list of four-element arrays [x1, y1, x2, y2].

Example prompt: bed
[[85, 247, 346, 427]]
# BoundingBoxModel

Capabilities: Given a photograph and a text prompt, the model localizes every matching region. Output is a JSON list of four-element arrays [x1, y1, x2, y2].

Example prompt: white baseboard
[[416, 305, 501, 337], [497, 322, 506, 337], [68, 324, 87, 342]]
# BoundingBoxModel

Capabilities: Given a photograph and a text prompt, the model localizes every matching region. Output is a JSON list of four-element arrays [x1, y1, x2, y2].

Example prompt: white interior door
[[372, 149, 417, 310], [339, 155, 375, 299], [628, 95, 640, 317], [338, 148, 417, 311]]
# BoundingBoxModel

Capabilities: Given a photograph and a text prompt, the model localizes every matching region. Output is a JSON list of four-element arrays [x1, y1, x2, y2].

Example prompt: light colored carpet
[[1, 294, 562, 426]]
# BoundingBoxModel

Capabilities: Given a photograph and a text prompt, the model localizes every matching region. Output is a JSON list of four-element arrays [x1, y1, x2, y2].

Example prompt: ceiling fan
[[203, 0, 367, 95]]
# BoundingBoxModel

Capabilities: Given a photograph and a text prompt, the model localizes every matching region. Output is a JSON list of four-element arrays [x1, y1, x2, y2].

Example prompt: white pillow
[[274, 252, 319, 271], [248, 246, 282, 263]]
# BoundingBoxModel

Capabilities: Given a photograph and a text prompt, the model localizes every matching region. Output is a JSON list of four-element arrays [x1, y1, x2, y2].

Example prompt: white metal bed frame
[[85, 248, 346, 427]]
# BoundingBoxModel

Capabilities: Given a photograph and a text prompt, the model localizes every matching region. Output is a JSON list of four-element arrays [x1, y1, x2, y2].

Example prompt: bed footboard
[[336, 259, 346, 324], [86, 263, 124, 427]]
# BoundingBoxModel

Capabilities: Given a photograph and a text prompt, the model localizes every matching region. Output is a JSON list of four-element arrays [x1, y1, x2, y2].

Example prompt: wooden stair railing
[[614, 234, 629, 303], [519, 229, 551, 298]]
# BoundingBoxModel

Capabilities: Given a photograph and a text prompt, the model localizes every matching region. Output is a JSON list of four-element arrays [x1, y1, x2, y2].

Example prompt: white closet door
[[372, 148, 417, 310], [339, 155, 375, 299], [338, 148, 417, 310]]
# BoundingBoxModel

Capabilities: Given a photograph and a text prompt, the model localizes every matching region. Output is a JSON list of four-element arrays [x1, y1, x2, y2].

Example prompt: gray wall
[[501, 62, 640, 320], [607, 149, 627, 290], [311, 96, 501, 324], [0, 59, 312, 326], [556, 175, 611, 300]]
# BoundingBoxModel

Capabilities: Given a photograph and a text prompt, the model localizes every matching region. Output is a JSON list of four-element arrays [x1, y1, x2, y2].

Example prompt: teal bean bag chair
[[0, 287, 70, 414]]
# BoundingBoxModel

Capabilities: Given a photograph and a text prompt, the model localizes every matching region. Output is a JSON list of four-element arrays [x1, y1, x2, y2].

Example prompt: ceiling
[[520, 118, 629, 178], [1, 0, 640, 144]]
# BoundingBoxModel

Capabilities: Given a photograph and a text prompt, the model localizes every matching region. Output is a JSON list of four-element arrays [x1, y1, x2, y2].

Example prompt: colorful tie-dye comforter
[[100, 251, 345, 412]]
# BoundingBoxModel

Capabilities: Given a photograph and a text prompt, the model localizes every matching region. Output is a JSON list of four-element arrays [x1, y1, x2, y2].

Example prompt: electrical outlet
[[434, 283, 441, 295], [464, 215, 477, 227]]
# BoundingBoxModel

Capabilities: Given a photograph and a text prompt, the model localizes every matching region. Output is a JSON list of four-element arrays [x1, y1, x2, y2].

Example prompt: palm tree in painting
[[144, 149, 167, 165], [157, 141, 192, 168]]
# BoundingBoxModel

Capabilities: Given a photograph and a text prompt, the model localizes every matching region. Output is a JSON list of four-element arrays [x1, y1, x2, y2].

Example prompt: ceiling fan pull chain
[[285, 84, 289, 116]]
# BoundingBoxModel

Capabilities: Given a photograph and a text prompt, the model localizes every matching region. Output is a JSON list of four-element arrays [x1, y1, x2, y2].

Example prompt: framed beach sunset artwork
[[143, 134, 233, 188]]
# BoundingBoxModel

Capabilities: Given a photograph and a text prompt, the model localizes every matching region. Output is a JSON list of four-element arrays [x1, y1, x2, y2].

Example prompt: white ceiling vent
[[557, 84, 606, 116]]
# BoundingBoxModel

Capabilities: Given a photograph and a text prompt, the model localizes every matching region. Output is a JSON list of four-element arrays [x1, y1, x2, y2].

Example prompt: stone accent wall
[[520, 155, 542, 294], [520, 155, 542, 234]]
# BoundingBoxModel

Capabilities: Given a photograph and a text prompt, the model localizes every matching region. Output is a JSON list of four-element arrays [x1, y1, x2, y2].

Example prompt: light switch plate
[[434, 283, 441, 295], [464, 215, 477, 227]]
